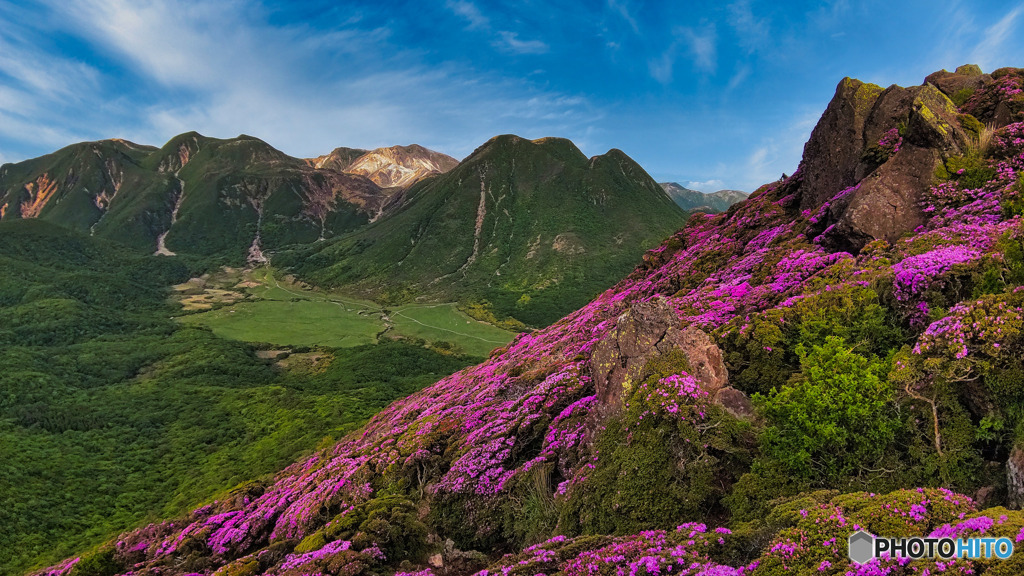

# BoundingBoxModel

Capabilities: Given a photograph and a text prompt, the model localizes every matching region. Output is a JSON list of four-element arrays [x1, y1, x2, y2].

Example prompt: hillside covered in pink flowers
[[40, 65, 1024, 576]]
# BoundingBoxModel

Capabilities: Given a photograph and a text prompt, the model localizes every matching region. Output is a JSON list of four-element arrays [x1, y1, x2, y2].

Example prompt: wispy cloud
[[681, 23, 717, 73], [740, 110, 817, 190], [970, 5, 1023, 70], [727, 0, 770, 53], [447, 0, 489, 30], [607, 0, 640, 34], [648, 44, 677, 84], [727, 64, 751, 91], [0, 0, 590, 162], [496, 31, 549, 55], [444, 1, 547, 55], [686, 179, 725, 192]]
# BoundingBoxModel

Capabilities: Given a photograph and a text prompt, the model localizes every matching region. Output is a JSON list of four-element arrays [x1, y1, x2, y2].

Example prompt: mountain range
[[659, 182, 748, 212], [0, 133, 687, 327], [0, 135, 459, 262], [276, 135, 687, 326]]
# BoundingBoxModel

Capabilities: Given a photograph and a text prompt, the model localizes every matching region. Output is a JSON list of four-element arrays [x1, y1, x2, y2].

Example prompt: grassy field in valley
[[177, 267, 516, 357]]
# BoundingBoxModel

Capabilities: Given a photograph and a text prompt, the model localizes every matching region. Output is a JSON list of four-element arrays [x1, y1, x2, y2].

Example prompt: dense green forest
[[0, 220, 478, 575]]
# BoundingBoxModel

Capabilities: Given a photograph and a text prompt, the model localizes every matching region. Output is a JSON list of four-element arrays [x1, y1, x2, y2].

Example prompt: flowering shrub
[[751, 489, 978, 576], [558, 363, 752, 536], [862, 128, 903, 167], [479, 524, 753, 576]]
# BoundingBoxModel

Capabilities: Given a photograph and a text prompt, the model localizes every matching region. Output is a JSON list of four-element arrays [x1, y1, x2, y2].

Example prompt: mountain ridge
[[0, 134, 460, 261], [659, 182, 748, 212], [276, 133, 688, 326]]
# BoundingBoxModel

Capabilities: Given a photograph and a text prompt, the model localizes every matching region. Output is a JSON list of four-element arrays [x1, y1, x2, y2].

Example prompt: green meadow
[[178, 268, 516, 357]]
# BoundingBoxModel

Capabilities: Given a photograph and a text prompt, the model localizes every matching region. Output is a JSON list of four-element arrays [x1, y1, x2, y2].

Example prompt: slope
[[0, 220, 480, 576], [0, 133, 398, 262], [35, 64, 1024, 576], [278, 135, 688, 326], [343, 144, 459, 188]]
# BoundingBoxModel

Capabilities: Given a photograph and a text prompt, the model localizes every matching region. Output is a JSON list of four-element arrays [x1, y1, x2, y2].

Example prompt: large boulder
[[800, 78, 970, 252], [798, 78, 884, 211], [589, 297, 740, 420]]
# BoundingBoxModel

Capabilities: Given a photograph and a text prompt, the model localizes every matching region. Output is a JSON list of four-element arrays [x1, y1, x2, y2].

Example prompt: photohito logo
[[847, 530, 1015, 564]]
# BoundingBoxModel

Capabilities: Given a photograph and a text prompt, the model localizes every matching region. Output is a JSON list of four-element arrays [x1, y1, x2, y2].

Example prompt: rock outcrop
[[797, 75, 974, 252], [925, 64, 992, 101], [344, 145, 459, 189], [1008, 444, 1024, 509], [589, 297, 748, 421]]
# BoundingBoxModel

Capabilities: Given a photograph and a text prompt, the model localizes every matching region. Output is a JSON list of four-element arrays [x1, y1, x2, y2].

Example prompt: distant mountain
[[277, 135, 688, 326], [343, 144, 459, 188], [660, 182, 748, 212], [304, 146, 369, 172], [0, 134, 457, 262]]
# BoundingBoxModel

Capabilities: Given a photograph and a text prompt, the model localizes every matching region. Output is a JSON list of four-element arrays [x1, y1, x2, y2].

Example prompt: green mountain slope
[[277, 135, 688, 326], [0, 133, 394, 262], [0, 219, 479, 575]]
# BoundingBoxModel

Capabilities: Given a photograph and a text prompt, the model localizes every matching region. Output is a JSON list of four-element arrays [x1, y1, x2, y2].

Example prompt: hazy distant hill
[[659, 182, 748, 212]]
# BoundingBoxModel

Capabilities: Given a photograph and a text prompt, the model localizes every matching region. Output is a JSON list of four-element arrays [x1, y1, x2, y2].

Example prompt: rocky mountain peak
[[343, 144, 458, 189]]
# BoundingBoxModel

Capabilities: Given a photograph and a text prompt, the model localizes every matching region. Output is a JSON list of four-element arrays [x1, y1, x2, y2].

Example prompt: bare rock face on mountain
[[589, 297, 734, 421], [798, 78, 884, 212], [344, 145, 459, 188], [797, 75, 973, 252], [305, 147, 369, 172]]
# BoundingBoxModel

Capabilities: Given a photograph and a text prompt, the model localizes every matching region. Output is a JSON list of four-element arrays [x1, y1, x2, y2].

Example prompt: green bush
[[753, 337, 899, 486]]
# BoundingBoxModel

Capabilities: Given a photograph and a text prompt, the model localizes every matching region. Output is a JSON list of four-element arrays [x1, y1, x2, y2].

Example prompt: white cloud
[[686, 179, 725, 192], [681, 24, 717, 73], [607, 0, 640, 34], [727, 0, 770, 53], [970, 5, 1023, 70], [727, 65, 751, 92], [648, 45, 676, 84], [447, 0, 489, 30], [738, 110, 817, 190], [495, 31, 549, 55], [0, 0, 591, 163]]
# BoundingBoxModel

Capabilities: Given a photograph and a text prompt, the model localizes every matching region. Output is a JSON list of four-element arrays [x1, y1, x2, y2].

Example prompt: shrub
[[753, 337, 899, 486]]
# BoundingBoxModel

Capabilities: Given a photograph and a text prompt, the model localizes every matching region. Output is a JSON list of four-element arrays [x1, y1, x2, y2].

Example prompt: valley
[[176, 268, 516, 357]]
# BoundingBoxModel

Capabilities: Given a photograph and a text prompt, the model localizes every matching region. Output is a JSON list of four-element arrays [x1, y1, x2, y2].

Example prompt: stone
[[820, 145, 941, 252], [713, 387, 755, 420], [1008, 444, 1024, 509], [803, 80, 969, 252], [589, 297, 728, 419], [955, 64, 984, 76], [924, 66, 992, 101], [798, 78, 884, 211], [974, 485, 996, 507]]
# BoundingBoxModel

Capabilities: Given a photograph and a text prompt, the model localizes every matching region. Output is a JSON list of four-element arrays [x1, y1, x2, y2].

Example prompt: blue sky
[[0, 1, 1022, 192]]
